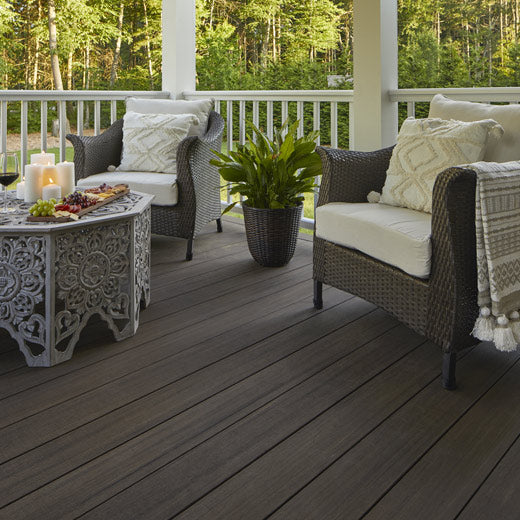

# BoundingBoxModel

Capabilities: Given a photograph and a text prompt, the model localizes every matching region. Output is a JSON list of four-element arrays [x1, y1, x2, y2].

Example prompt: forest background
[[1, 0, 520, 133]]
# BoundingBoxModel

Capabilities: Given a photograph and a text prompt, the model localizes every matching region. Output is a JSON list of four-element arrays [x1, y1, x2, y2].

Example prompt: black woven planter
[[242, 202, 303, 267]]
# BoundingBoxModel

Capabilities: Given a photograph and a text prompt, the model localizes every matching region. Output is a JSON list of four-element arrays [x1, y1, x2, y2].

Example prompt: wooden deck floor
[[1, 216, 520, 520]]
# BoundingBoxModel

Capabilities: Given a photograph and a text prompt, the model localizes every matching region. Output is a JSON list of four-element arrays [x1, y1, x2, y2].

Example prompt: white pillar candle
[[41, 165, 59, 186], [31, 151, 55, 165], [57, 161, 75, 197], [24, 164, 43, 203], [16, 180, 25, 199], [42, 181, 61, 201]]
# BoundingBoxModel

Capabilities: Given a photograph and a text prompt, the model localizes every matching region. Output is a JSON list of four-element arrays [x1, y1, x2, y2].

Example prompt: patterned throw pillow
[[117, 111, 200, 174], [380, 117, 503, 213]]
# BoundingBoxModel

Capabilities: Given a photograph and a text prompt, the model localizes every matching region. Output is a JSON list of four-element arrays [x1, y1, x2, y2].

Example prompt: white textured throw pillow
[[125, 98, 213, 138], [380, 117, 503, 213], [429, 94, 520, 162], [117, 111, 199, 174]]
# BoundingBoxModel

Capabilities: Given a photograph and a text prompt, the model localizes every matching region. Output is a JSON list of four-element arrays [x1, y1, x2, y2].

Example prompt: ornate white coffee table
[[0, 190, 153, 367]]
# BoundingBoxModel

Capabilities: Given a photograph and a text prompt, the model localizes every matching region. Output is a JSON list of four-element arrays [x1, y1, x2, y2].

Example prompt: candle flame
[[49, 178, 54, 183]]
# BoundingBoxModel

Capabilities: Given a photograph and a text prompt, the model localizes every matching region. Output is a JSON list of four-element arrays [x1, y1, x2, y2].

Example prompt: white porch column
[[352, 0, 398, 151], [161, 0, 196, 98]]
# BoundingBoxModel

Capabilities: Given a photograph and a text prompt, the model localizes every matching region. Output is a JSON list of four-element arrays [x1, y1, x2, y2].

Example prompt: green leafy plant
[[211, 120, 322, 212]]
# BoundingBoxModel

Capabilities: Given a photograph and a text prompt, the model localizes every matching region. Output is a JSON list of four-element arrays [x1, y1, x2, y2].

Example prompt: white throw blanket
[[470, 161, 520, 351]]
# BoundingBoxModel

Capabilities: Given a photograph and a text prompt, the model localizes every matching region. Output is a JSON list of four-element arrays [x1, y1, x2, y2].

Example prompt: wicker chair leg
[[216, 218, 223, 233], [442, 352, 457, 390], [313, 280, 323, 310], [186, 239, 193, 261]]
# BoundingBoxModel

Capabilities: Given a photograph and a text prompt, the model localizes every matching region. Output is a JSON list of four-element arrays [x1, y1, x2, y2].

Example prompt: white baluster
[[59, 100, 67, 162], [349, 102, 355, 150], [40, 101, 48, 151], [0, 101, 6, 155], [266, 101, 274, 140], [94, 100, 101, 135], [20, 101, 28, 172], [77, 100, 84, 137], [252, 101, 259, 143], [313, 101, 320, 145], [239, 100, 246, 145], [297, 101, 304, 138], [110, 100, 117, 124], [407, 101, 415, 118], [226, 100, 233, 153], [330, 101, 338, 148]]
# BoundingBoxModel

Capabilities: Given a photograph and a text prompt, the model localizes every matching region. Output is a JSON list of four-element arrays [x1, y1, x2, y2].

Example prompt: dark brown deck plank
[[0, 288, 362, 505], [265, 344, 518, 520], [0, 246, 312, 403], [362, 354, 520, 520], [458, 433, 520, 520], [0, 307, 395, 517], [0, 272, 330, 462], [2, 218, 519, 520], [0, 217, 252, 374], [74, 326, 424, 520]]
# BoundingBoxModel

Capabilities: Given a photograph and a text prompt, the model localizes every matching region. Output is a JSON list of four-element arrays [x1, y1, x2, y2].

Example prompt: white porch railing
[[2, 86, 520, 230], [391, 87, 520, 117], [0, 90, 170, 169], [184, 89, 354, 228]]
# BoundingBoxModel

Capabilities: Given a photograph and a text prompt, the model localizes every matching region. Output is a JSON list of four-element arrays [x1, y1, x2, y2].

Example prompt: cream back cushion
[[126, 97, 213, 138], [380, 117, 503, 213], [117, 111, 199, 174], [429, 94, 520, 162]]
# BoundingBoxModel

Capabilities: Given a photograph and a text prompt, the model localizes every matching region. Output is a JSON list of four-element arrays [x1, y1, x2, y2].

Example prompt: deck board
[[1, 216, 519, 520]]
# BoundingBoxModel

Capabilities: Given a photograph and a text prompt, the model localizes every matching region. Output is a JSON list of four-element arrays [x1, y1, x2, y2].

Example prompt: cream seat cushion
[[126, 97, 213, 138], [315, 202, 432, 279], [429, 94, 520, 162], [77, 171, 178, 206]]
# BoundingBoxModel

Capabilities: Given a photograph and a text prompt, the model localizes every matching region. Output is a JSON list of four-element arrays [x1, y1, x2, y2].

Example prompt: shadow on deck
[[1, 216, 519, 520]]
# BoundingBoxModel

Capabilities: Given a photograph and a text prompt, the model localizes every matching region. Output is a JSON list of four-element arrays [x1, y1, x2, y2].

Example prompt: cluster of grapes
[[63, 191, 96, 209], [29, 199, 57, 217]]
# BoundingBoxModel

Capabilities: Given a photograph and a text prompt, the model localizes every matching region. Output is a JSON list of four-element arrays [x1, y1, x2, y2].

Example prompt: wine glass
[[0, 153, 19, 213]]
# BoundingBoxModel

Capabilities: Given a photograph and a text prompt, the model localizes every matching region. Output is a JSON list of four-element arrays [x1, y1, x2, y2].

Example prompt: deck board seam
[[262, 346, 476, 519], [358, 354, 520, 520], [0, 291, 356, 460], [0, 263, 314, 402], [73, 321, 404, 519], [1, 308, 387, 511]]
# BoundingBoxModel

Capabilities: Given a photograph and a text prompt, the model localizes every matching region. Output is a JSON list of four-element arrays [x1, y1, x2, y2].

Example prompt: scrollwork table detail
[[0, 190, 153, 367]]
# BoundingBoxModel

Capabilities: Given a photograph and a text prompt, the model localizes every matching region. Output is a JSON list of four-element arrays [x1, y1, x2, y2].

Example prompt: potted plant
[[211, 120, 321, 267]]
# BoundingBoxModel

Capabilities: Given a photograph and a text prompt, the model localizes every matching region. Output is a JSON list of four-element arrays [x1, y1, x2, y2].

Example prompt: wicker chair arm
[[175, 111, 224, 236], [427, 166, 479, 350], [316, 145, 394, 206], [66, 119, 123, 181]]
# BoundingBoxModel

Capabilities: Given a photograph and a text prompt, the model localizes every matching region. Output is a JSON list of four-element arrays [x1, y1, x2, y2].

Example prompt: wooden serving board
[[27, 185, 130, 223]]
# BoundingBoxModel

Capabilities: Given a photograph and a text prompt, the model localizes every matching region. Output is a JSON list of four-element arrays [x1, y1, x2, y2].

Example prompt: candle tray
[[27, 184, 130, 223]]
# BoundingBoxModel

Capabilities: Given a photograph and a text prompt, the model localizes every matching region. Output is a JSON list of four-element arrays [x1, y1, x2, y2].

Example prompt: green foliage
[[211, 120, 322, 211], [3, 0, 520, 140]]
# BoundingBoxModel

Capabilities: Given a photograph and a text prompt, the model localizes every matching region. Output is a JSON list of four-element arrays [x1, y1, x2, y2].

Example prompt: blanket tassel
[[509, 311, 520, 343], [494, 315, 518, 352], [472, 307, 495, 342]]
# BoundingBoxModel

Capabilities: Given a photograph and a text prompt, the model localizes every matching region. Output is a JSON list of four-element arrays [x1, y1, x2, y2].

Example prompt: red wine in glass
[[0, 173, 18, 187], [0, 152, 19, 214]]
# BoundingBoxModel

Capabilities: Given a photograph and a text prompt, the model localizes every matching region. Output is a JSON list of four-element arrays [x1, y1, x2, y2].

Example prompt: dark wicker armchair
[[314, 146, 480, 389], [67, 111, 225, 260]]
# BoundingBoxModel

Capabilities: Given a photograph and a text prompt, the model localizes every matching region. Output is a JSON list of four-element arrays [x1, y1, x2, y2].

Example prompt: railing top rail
[[390, 87, 520, 102], [0, 90, 171, 102], [183, 89, 354, 102]]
